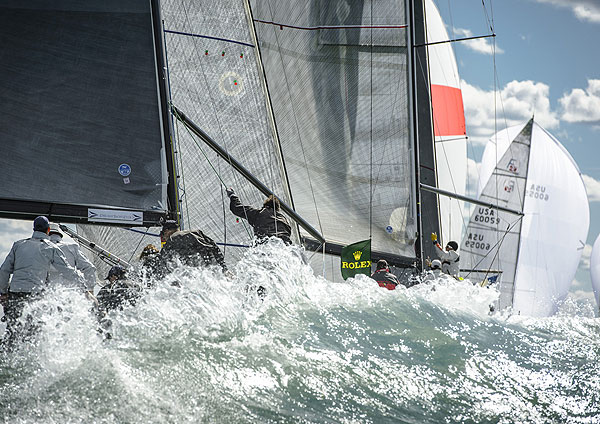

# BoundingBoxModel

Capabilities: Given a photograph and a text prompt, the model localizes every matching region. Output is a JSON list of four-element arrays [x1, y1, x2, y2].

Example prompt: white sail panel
[[250, 0, 415, 257], [465, 120, 588, 317], [477, 123, 527, 198], [425, 0, 467, 245], [460, 120, 533, 311], [511, 123, 588, 316], [590, 233, 600, 311]]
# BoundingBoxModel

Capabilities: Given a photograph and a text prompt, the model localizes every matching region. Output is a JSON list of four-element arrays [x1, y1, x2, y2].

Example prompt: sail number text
[[473, 207, 500, 225], [527, 184, 549, 201], [464, 232, 491, 251]]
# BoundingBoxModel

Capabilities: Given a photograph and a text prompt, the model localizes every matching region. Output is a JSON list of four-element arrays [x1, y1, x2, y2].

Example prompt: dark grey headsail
[[0, 0, 175, 226]]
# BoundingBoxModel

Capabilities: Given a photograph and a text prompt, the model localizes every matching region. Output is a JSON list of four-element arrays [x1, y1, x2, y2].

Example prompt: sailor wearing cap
[[0, 216, 85, 344]]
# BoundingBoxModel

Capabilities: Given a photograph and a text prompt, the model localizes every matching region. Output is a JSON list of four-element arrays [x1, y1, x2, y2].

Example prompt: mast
[[151, 0, 180, 224], [409, 0, 441, 270]]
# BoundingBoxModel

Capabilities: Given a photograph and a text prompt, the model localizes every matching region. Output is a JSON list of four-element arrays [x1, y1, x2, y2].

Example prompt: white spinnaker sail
[[590, 234, 600, 311], [464, 120, 589, 317], [425, 0, 467, 246]]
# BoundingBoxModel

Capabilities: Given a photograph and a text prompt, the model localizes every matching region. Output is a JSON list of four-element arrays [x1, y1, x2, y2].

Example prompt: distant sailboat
[[460, 119, 589, 317], [589, 234, 600, 312]]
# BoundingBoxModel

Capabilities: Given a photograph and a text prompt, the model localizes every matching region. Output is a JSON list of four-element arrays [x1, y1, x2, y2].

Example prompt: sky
[[0, 0, 599, 308], [435, 0, 600, 305]]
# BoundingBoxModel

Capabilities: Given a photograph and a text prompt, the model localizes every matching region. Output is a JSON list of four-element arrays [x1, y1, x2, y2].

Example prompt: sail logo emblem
[[504, 180, 515, 193], [219, 71, 243, 97], [119, 164, 131, 177], [507, 159, 518, 173], [353, 251, 362, 261]]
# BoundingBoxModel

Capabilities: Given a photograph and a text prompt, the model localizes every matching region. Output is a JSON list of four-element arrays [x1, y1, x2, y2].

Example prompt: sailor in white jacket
[[0, 216, 85, 344], [48, 223, 97, 290], [431, 233, 460, 277]]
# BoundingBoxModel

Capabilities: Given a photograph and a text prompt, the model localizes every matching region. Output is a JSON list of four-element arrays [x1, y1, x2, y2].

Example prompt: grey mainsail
[[83, 0, 444, 279], [249, 0, 419, 261]]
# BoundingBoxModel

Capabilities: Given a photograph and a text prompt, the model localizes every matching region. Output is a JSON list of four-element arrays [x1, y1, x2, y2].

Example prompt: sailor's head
[[33, 216, 50, 234], [445, 241, 458, 252], [376, 259, 389, 271], [263, 194, 280, 211], [106, 265, 126, 282], [49, 223, 64, 239], [431, 259, 442, 270], [160, 220, 179, 242], [140, 244, 159, 260]]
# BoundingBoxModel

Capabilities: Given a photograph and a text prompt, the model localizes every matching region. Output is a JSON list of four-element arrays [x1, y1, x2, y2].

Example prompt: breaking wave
[[1, 240, 599, 423]]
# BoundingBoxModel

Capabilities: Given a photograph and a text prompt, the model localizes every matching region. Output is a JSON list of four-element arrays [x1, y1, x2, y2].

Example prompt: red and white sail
[[425, 0, 467, 247]]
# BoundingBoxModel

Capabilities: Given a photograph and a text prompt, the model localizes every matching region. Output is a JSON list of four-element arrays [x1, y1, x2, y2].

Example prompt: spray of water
[[1, 240, 598, 423]]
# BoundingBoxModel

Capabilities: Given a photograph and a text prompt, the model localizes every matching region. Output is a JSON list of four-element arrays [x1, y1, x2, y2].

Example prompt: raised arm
[[72, 245, 97, 290], [227, 190, 260, 224]]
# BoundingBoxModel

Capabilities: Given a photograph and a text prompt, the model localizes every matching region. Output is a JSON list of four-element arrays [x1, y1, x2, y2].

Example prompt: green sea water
[[1, 242, 598, 423]]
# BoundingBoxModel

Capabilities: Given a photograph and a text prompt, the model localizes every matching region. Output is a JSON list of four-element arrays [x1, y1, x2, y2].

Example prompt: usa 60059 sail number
[[473, 207, 500, 225]]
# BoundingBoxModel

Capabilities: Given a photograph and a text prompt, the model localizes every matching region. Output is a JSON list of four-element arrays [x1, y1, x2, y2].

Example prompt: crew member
[[138, 244, 160, 282], [96, 266, 138, 314], [48, 223, 97, 290], [158, 221, 228, 274], [370, 259, 402, 290], [226, 188, 292, 244], [0, 216, 84, 345], [431, 233, 460, 276]]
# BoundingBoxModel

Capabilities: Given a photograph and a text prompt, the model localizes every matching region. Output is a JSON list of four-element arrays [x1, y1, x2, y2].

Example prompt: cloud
[[463, 157, 481, 221], [582, 174, 600, 202], [0, 219, 33, 260], [534, 0, 600, 23], [559, 79, 600, 123], [569, 289, 596, 302], [579, 242, 593, 269], [452, 27, 503, 55], [465, 157, 480, 198], [462, 79, 559, 145]]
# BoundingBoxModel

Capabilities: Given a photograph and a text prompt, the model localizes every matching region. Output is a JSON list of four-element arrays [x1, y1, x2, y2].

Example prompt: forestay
[[461, 119, 589, 317]]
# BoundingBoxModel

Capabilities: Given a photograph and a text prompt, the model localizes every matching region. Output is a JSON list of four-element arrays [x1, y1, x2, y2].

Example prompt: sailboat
[[589, 234, 600, 312], [460, 119, 589, 317], [0, 0, 468, 287]]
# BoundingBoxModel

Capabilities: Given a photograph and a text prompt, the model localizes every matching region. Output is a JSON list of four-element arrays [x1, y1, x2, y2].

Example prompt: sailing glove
[[226, 188, 235, 198]]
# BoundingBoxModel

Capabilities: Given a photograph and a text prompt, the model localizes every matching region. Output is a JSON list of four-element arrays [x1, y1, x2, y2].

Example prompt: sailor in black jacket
[[158, 221, 228, 273], [226, 188, 292, 245]]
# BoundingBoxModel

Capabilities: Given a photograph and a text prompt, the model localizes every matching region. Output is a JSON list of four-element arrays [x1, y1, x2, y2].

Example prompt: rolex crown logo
[[353, 250, 362, 261]]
